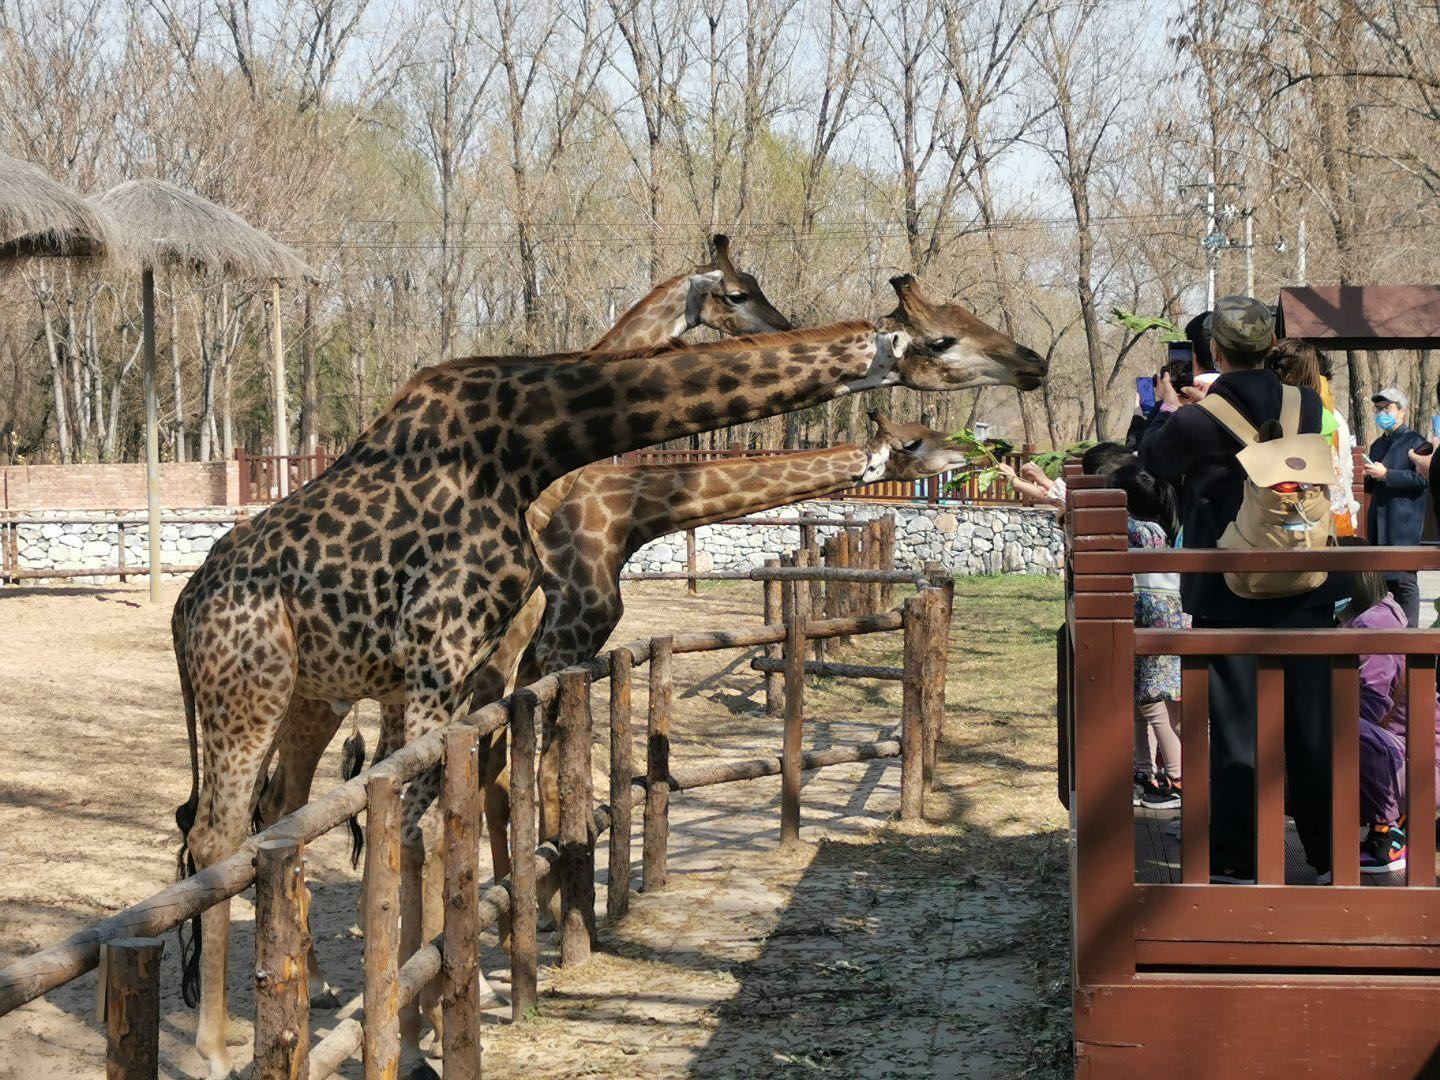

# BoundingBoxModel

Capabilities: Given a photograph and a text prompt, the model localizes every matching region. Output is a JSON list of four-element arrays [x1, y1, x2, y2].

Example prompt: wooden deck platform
[[1133, 806, 1426, 885]]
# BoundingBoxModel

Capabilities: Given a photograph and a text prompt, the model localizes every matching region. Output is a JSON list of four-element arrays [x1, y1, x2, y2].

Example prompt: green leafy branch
[[943, 427, 1016, 496], [1109, 307, 1183, 343]]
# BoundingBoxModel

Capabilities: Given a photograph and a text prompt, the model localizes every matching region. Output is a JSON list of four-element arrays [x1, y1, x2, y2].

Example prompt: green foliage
[[942, 427, 1017, 496], [1029, 440, 1098, 478], [1109, 308, 1183, 343]]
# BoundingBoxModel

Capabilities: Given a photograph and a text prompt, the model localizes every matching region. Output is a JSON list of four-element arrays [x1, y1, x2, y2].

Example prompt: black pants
[[1196, 605, 1333, 877], [1386, 571, 1421, 628]]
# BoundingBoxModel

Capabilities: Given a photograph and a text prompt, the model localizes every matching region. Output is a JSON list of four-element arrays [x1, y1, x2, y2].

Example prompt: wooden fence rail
[[0, 553, 954, 1077]]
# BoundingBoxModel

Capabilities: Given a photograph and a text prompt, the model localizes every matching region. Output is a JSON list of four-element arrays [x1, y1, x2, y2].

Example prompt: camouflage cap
[[1205, 295, 1275, 356]]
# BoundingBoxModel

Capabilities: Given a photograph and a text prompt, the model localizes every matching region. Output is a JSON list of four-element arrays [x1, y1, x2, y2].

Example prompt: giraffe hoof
[[311, 987, 341, 1010]]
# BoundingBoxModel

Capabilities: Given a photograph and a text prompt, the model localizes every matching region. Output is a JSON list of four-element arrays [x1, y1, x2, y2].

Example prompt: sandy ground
[[0, 577, 1068, 1079]]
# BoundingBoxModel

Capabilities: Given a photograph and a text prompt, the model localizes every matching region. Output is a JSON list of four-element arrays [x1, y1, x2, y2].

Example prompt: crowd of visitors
[[1042, 296, 1439, 884]]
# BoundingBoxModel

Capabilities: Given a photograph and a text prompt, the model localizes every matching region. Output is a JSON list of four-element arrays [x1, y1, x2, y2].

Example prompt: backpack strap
[[1279, 384, 1302, 437], [1198, 393, 1259, 446]]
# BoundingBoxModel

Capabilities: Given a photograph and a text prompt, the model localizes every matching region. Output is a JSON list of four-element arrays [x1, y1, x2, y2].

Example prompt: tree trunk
[[170, 278, 186, 462]]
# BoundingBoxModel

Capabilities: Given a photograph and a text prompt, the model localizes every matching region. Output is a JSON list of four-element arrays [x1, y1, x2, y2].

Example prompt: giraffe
[[174, 273, 1043, 1078], [591, 232, 791, 351], [247, 232, 793, 1031]]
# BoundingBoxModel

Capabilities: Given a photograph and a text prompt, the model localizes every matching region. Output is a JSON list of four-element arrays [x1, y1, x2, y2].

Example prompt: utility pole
[[1243, 209, 1255, 297]]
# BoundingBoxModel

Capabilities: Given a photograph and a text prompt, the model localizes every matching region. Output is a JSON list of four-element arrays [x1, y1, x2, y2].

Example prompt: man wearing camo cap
[[1142, 294, 1335, 885]]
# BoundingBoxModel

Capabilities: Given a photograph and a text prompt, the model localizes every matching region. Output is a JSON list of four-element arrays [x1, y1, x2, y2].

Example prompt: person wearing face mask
[[1364, 387, 1428, 627]]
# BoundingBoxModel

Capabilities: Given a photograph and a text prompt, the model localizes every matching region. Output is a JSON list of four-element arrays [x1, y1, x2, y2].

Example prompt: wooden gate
[[1060, 473, 1440, 1077]]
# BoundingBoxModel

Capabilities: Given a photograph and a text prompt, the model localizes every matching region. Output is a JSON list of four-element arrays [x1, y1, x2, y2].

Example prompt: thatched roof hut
[[0, 154, 116, 262], [97, 179, 309, 280]]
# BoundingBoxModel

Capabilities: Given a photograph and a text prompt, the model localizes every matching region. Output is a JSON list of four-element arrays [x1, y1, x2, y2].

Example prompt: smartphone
[[1430, 415, 1440, 438], [1136, 376, 1157, 413], [1166, 341, 1194, 366]]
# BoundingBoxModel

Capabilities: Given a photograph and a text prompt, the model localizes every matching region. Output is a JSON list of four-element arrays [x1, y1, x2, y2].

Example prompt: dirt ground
[[0, 576, 1069, 1078]]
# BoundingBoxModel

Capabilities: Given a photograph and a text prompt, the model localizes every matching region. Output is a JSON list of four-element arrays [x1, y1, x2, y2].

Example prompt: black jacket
[[1140, 368, 1330, 622], [1365, 426, 1428, 547]]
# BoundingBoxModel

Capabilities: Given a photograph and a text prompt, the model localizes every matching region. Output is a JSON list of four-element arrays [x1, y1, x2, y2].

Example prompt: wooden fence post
[[644, 636, 673, 893], [116, 522, 127, 584], [363, 775, 401, 1079], [900, 594, 926, 821], [800, 521, 816, 554], [685, 529, 698, 595], [608, 649, 634, 920], [557, 670, 596, 965], [253, 838, 309, 1080], [762, 558, 783, 716], [442, 727, 483, 1077], [868, 520, 886, 614], [508, 691, 539, 1021], [103, 938, 163, 1080], [807, 543, 825, 663], [781, 603, 807, 845], [846, 522, 865, 620], [823, 535, 842, 639], [833, 530, 852, 646], [922, 565, 954, 780], [880, 516, 897, 609]]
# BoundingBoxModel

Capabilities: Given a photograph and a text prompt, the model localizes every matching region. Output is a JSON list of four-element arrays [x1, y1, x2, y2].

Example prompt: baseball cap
[[1206, 295, 1275, 355], [1372, 387, 1410, 409]]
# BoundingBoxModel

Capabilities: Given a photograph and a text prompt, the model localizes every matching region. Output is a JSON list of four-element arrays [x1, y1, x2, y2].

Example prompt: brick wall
[[0, 461, 239, 510]]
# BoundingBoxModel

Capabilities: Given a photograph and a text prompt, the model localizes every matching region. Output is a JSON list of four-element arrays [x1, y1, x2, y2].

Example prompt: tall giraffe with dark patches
[[175, 273, 1044, 1078]]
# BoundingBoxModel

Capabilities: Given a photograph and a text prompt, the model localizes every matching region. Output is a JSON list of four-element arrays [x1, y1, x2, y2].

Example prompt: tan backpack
[[1199, 384, 1336, 599]]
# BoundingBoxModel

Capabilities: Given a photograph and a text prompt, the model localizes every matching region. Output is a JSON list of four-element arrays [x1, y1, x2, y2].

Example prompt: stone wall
[[0, 461, 239, 510], [4, 510, 241, 583], [4, 500, 1063, 584], [624, 500, 1063, 576]]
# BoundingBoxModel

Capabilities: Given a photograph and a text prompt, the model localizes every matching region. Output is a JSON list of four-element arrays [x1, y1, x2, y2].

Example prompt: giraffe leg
[[257, 697, 348, 1009], [186, 642, 297, 1079]]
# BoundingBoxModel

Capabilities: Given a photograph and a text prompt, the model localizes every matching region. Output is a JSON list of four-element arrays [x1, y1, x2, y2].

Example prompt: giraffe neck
[[618, 446, 872, 550], [589, 273, 693, 351], [346, 321, 894, 508]]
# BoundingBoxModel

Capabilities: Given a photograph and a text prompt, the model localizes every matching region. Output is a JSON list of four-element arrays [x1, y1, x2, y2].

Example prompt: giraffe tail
[[171, 622, 203, 1009], [341, 720, 366, 869]]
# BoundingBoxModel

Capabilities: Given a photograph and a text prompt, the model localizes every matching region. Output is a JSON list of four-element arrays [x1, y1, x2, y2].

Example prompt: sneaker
[[1133, 770, 1147, 807], [1141, 776, 1182, 810], [1360, 822, 1408, 875], [1314, 870, 1333, 885], [1210, 870, 1256, 884]]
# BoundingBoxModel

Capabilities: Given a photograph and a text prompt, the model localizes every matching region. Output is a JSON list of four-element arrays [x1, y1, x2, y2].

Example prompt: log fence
[[0, 549, 953, 1078]]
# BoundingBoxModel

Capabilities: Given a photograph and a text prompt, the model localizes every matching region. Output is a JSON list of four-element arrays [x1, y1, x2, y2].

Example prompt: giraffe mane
[[589, 444, 863, 476], [589, 271, 692, 350]]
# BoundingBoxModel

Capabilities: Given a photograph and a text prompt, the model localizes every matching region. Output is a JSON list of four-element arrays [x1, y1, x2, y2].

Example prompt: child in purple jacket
[[1342, 570, 1440, 873]]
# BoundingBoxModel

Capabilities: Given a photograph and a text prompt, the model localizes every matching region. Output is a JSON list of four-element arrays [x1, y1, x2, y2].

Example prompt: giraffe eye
[[930, 337, 957, 352], [726, 291, 748, 303]]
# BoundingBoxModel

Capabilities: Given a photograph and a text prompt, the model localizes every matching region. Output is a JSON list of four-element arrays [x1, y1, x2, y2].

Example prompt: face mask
[[1334, 598, 1352, 621], [1376, 412, 1399, 432]]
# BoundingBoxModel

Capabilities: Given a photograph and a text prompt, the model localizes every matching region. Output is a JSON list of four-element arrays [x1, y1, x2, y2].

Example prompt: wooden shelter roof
[[1276, 285, 1440, 351]]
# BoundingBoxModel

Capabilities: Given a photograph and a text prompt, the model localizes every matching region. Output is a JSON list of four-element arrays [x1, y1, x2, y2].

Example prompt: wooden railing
[[0, 558, 954, 1078], [235, 448, 333, 503], [1059, 471, 1440, 1074]]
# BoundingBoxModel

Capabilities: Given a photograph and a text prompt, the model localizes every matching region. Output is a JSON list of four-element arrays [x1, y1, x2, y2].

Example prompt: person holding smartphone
[[1365, 387, 1428, 627]]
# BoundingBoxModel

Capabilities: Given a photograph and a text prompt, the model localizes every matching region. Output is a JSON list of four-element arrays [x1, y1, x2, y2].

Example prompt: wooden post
[[557, 670, 596, 965], [833, 530, 852, 646], [793, 550, 813, 628], [880, 517, 897, 609], [762, 558, 783, 716], [141, 268, 163, 604], [781, 604, 807, 845], [253, 838, 309, 1080], [900, 594, 926, 821], [442, 728, 483, 1076], [363, 775, 401, 1079], [807, 544, 825, 664], [116, 521, 127, 584], [508, 691, 539, 1021], [608, 650, 634, 920], [685, 529, 698, 595], [921, 588, 948, 781], [800, 521, 816, 554], [103, 938, 163, 1080], [822, 535, 842, 633], [868, 521, 885, 614], [846, 524, 865, 621], [643, 636, 673, 893], [271, 279, 289, 499]]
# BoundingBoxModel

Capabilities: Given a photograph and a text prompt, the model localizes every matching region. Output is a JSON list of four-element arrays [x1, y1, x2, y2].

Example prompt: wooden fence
[[1058, 470, 1440, 1075], [0, 558, 954, 1078]]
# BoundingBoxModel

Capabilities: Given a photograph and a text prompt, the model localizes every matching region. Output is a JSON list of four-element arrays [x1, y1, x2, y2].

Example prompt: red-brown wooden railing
[[1060, 469, 1440, 1076]]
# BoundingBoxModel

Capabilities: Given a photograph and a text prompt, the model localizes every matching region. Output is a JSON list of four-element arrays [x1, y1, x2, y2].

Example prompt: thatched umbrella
[[98, 179, 308, 602], [0, 154, 115, 261]]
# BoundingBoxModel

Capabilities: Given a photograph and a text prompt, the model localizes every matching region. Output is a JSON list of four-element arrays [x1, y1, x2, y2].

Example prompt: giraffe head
[[877, 274, 1047, 392], [688, 234, 793, 336], [862, 410, 971, 482]]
